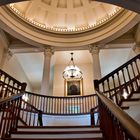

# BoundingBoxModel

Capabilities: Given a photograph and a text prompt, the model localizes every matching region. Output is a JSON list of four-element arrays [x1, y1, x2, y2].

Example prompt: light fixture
[[62, 53, 82, 79]]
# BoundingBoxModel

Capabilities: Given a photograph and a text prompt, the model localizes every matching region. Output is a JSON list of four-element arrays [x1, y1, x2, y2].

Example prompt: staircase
[[4, 126, 104, 140], [0, 54, 140, 140]]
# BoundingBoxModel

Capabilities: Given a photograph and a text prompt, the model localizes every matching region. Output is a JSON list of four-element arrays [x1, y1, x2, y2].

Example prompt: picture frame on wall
[[64, 78, 83, 96]]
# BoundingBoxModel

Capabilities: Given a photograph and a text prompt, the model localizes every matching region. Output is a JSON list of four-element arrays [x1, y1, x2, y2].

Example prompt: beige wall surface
[[3, 55, 33, 91], [53, 63, 94, 96]]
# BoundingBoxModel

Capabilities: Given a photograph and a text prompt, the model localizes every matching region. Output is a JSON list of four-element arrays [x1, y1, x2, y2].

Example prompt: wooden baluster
[[77, 97, 79, 114], [59, 98, 61, 114], [28, 105, 32, 126], [126, 65, 134, 92], [33, 108, 36, 126], [117, 72, 122, 104], [107, 79, 112, 99], [49, 97, 51, 114], [131, 63, 139, 90], [51, 98, 53, 114], [112, 75, 118, 105], [37, 96, 39, 110], [102, 82, 105, 93], [87, 96, 90, 113], [80, 97, 82, 114], [42, 97, 44, 112], [122, 69, 129, 94], [135, 59, 140, 75], [63, 98, 65, 114]]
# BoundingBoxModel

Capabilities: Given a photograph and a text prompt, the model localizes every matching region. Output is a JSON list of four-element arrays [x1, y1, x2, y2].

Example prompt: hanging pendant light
[[62, 53, 82, 79]]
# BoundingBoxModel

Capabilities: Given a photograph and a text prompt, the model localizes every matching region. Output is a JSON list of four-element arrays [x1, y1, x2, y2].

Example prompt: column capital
[[44, 47, 54, 57], [6, 48, 13, 60], [132, 44, 140, 54], [89, 44, 100, 55]]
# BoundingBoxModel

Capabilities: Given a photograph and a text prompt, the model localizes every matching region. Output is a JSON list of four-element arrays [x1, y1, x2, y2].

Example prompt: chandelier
[[62, 53, 82, 79]]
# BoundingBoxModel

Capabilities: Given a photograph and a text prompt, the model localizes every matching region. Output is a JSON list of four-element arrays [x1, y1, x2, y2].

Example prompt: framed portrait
[[64, 78, 83, 96]]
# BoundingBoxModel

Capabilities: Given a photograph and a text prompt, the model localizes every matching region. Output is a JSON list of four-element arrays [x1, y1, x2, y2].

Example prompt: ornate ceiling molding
[[0, 6, 140, 47]]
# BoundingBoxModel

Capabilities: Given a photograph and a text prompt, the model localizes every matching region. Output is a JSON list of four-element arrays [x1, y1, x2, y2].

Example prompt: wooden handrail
[[0, 69, 27, 99], [23, 91, 97, 115], [0, 92, 23, 138], [94, 53, 140, 106], [20, 99, 43, 126], [96, 91, 140, 139], [98, 54, 140, 84], [0, 92, 24, 105]]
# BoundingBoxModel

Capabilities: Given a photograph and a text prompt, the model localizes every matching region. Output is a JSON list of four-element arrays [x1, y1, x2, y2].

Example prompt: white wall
[[3, 55, 33, 91]]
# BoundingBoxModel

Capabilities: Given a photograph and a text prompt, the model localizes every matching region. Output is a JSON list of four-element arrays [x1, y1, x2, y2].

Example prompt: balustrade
[[94, 54, 140, 105]]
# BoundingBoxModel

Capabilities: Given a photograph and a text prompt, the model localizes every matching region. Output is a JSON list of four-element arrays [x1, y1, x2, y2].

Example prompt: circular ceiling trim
[[0, 7, 139, 47]]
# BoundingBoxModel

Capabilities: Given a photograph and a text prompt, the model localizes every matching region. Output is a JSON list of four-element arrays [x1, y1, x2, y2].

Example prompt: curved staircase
[[0, 54, 140, 140]]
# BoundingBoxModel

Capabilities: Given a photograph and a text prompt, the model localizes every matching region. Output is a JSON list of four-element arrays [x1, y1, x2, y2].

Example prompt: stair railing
[[20, 99, 43, 126], [0, 69, 27, 99], [0, 93, 23, 138], [23, 91, 98, 115], [96, 90, 140, 140], [94, 54, 140, 105]]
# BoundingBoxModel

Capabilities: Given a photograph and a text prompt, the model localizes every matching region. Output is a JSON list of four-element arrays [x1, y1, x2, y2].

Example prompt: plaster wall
[[2, 54, 33, 91]]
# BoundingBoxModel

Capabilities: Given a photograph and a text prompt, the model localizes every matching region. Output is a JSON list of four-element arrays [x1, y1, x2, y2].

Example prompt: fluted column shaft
[[41, 48, 53, 95], [89, 45, 101, 80]]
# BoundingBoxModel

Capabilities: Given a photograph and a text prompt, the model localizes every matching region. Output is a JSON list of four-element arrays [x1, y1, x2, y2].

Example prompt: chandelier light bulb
[[62, 53, 82, 79]]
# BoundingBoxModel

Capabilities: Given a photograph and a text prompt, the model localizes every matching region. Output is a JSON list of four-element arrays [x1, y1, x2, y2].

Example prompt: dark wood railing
[[94, 54, 140, 105], [0, 69, 27, 99], [0, 93, 23, 138], [23, 91, 97, 115], [20, 99, 43, 126], [97, 91, 140, 140]]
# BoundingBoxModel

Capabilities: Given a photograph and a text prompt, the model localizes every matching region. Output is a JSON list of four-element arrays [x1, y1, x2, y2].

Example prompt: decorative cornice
[[8, 4, 122, 34]]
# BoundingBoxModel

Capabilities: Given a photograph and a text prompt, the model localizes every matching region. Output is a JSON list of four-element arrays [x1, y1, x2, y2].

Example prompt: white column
[[41, 48, 53, 95], [89, 45, 101, 80]]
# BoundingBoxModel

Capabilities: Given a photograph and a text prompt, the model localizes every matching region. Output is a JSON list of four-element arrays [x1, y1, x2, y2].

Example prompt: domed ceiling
[[8, 0, 122, 34]]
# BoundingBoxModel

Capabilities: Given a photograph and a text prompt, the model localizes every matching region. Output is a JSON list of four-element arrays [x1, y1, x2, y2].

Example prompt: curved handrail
[[23, 91, 97, 115], [96, 90, 140, 139], [94, 54, 140, 105], [0, 92, 23, 105], [98, 54, 140, 84], [0, 92, 23, 138], [26, 91, 95, 98]]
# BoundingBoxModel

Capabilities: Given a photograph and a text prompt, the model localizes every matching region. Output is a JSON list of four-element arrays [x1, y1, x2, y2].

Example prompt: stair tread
[[12, 130, 102, 134], [17, 125, 95, 129], [4, 138, 104, 140], [121, 98, 140, 102], [11, 133, 103, 139]]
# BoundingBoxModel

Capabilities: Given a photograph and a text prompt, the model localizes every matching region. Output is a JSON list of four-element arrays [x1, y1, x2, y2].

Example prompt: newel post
[[21, 82, 27, 91], [94, 80, 99, 91], [90, 108, 95, 127]]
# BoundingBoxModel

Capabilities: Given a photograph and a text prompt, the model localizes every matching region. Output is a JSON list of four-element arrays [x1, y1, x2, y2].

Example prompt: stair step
[[11, 133, 103, 139], [122, 98, 140, 102], [17, 126, 100, 132], [4, 138, 104, 140], [121, 98, 140, 106], [9, 126, 104, 139]]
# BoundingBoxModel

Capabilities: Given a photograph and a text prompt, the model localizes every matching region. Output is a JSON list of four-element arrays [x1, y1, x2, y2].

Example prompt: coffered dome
[[8, 0, 122, 34]]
